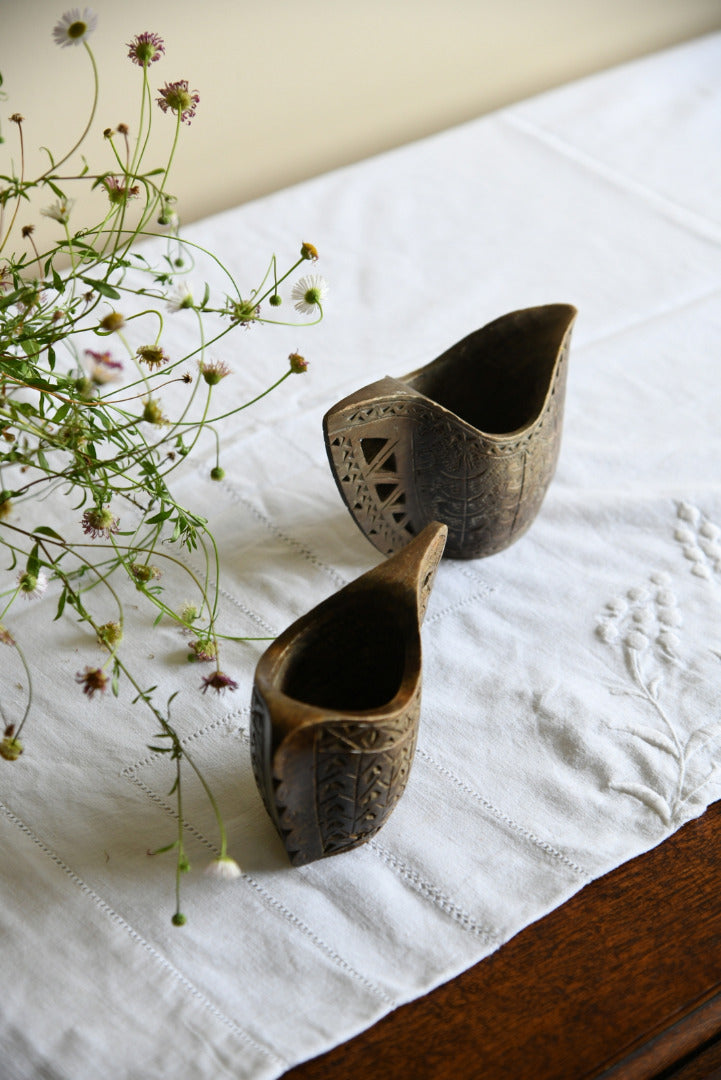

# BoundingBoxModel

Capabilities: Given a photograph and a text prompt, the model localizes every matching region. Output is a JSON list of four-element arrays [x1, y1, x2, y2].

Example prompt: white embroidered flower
[[627, 587, 648, 604], [596, 620, 619, 644], [675, 527, 695, 544], [677, 502, 699, 525], [655, 588, 676, 607], [650, 571, 672, 587], [52, 8, 97, 47], [606, 597, 627, 616], [291, 274, 328, 315], [700, 522, 720, 541], [691, 563, 712, 579], [625, 629, 648, 651], [657, 630, 680, 653], [205, 855, 242, 880], [657, 606, 682, 628]]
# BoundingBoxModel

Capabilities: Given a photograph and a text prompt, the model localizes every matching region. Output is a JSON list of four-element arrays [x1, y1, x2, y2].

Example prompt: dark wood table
[[283, 800, 721, 1080]]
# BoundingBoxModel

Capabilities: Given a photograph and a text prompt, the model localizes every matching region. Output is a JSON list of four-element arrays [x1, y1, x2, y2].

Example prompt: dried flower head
[[228, 298, 260, 325], [188, 638, 217, 662], [199, 358, 230, 385], [76, 666, 108, 698], [142, 398, 166, 425], [21, 225, 35, 239], [0, 736, 23, 761], [0, 493, 12, 520], [200, 671, 239, 694], [300, 241, 319, 262], [81, 505, 119, 539], [104, 176, 140, 204], [127, 31, 165, 66], [9, 113, 24, 125], [288, 351, 308, 374], [99, 310, 125, 333], [291, 274, 328, 315], [41, 198, 75, 224], [17, 569, 48, 599], [205, 856, 242, 880], [97, 621, 123, 649], [130, 562, 162, 584], [0, 624, 16, 646], [156, 80, 200, 125], [53, 8, 98, 48], [137, 344, 170, 371]]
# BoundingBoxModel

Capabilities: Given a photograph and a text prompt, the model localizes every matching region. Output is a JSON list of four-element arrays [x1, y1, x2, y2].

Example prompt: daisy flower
[[41, 198, 75, 224], [166, 281, 194, 312], [291, 274, 328, 316], [17, 569, 48, 599], [52, 8, 97, 48]]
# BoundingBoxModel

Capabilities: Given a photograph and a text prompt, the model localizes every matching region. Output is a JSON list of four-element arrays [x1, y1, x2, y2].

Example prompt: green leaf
[[80, 276, 121, 300], [54, 587, 67, 622], [34, 525, 64, 540], [26, 543, 40, 578]]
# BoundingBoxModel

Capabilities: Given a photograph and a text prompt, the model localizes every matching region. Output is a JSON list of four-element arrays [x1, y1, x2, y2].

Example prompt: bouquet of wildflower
[[0, 9, 328, 923]]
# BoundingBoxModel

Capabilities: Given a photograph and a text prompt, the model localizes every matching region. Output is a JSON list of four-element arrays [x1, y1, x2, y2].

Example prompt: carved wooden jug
[[324, 304, 577, 559], [250, 521, 447, 866]]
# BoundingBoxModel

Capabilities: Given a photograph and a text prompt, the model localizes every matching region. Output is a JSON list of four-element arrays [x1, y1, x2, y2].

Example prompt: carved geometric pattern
[[325, 333, 571, 559], [250, 684, 422, 864], [315, 706, 420, 856]]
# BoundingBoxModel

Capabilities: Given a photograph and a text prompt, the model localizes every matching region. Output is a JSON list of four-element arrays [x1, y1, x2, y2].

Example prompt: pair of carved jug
[[251, 304, 577, 865]]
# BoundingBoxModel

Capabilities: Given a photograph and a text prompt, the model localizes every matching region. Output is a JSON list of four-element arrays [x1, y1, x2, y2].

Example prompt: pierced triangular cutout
[[378, 452, 397, 473], [360, 437, 387, 465], [392, 511, 406, 523], [374, 483, 397, 503]]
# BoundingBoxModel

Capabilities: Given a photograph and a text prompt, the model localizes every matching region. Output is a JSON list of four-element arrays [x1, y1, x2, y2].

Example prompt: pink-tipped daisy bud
[[127, 31, 165, 66], [81, 506, 119, 540], [199, 358, 230, 385], [200, 671, 239, 694], [288, 352, 308, 374], [157, 80, 200, 125]]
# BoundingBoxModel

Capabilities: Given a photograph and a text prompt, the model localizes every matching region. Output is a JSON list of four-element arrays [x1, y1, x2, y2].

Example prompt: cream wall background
[[2, 0, 721, 247]]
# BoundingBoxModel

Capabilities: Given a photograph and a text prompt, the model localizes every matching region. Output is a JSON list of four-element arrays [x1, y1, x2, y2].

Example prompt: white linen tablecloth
[[2, 32, 720, 1079]]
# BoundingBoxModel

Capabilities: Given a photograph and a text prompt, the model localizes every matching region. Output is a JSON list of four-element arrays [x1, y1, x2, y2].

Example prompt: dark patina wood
[[283, 800, 721, 1079], [250, 521, 447, 866], [324, 304, 577, 559]]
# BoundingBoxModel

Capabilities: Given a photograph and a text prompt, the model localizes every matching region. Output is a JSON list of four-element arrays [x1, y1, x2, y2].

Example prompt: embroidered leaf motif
[[611, 784, 671, 825], [623, 726, 679, 758]]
